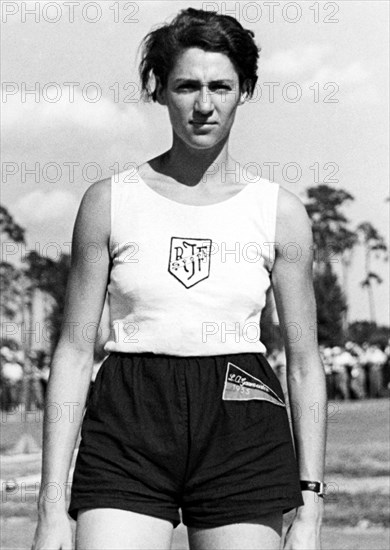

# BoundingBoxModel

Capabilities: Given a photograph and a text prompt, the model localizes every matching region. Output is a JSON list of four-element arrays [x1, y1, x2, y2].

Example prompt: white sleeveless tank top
[[103, 168, 280, 356]]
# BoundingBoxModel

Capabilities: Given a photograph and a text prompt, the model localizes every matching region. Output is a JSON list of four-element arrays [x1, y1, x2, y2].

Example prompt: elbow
[[286, 350, 325, 380], [51, 343, 94, 371]]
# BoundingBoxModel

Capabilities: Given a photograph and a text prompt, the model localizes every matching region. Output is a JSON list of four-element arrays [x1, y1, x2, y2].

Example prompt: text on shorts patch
[[222, 362, 286, 407]]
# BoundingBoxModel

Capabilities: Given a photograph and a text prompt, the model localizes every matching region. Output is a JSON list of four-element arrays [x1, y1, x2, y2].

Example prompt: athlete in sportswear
[[32, 8, 327, 550]]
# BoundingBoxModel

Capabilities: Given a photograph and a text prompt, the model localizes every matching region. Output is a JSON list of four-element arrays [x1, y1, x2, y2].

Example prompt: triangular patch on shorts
[[222, 362, 286, 407]]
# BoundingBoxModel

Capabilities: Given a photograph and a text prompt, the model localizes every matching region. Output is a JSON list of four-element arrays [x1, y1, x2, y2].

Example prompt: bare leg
[[187, 511, 283, 550], [76, 508, 174, 550]]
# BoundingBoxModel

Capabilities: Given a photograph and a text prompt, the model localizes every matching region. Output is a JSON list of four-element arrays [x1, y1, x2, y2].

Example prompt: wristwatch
[[300, 480, 326, 498]]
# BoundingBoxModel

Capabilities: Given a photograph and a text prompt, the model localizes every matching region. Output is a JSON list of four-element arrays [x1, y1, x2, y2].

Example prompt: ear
[[155, 76, 167, 106], [238, 79, 251, 105]]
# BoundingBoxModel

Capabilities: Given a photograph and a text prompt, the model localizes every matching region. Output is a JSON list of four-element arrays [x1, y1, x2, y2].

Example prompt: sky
[[1, 0, 389, 325]]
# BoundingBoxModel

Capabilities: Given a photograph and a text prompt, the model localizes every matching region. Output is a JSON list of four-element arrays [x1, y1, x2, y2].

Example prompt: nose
[[194, 85, 214, 114]]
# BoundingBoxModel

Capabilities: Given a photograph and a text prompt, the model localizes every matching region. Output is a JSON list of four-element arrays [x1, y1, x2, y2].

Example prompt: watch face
[[300, 480, 326, 495]]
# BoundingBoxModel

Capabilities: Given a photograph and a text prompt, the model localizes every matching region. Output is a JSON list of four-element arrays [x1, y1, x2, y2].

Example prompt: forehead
[[169, 47, 239, 80]]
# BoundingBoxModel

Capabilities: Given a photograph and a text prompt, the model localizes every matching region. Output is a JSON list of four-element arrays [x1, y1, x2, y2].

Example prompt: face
[[156, 47, 248, 149]]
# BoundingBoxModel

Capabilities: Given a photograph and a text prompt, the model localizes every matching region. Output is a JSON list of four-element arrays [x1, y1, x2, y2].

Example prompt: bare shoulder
[[59, 177, 112, 353], [275, 185, 312, 246], [81, 176, 111, 211], [74, 177, 111, 245]]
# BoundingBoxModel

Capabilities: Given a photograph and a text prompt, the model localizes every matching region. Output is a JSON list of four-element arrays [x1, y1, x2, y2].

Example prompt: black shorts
[[68, 351, 304, 529]]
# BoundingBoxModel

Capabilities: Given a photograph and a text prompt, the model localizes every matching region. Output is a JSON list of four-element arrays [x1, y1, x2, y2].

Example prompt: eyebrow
[[173, 78, 236, 85]]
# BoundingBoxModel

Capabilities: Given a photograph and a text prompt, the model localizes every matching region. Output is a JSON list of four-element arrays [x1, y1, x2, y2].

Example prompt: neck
[[156, 132, 238, 187]]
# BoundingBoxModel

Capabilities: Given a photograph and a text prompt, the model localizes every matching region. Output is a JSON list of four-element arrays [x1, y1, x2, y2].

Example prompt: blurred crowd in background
[[1, 340, 389, 412], [0, 347, 50, 412], [268, 341, 390, 400]]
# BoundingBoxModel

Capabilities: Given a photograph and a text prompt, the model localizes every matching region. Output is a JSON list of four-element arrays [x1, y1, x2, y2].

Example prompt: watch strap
[[300, 480, 326, 496]]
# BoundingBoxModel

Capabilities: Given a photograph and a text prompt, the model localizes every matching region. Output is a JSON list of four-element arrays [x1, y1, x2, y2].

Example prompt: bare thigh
[[75, 508, 174, 550], [187, 511, 283, 550]]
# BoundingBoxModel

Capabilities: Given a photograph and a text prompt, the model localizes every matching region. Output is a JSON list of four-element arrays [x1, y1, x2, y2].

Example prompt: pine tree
[[313, 263, 347, 346]]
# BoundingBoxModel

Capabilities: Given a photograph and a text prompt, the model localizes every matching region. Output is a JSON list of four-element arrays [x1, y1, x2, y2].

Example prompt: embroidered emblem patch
[[168, 237, 212, 288], [222, 362, 286, 407]]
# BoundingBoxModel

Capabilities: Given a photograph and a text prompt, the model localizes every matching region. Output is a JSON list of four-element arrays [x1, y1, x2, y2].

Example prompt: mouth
[[190, 121, 217, 125]]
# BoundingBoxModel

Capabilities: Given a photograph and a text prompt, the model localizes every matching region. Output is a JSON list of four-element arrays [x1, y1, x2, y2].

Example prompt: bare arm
[[271, 187, 327, 527], [37, 177, 111, 516]]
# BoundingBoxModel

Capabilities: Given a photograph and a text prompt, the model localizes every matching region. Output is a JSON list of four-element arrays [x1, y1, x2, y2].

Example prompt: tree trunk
[[368, 283, 376, 324], [341, 252, 351, 336], [364, 247, 376, 324]]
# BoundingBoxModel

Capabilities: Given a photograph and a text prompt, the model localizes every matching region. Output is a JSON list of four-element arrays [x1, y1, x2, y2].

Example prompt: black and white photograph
[[1, 1, 389, 549]]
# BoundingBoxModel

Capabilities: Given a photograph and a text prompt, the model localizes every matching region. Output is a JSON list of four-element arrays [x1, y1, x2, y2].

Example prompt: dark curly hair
[[138, 7, 260, 102]]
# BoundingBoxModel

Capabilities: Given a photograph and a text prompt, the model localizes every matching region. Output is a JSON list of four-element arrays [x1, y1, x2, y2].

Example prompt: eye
[[210, 84, 231, 92], [178, 83, 196, 90]]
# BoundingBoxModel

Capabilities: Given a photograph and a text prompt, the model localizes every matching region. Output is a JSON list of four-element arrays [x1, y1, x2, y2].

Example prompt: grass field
[[1, 399, 389, 549]]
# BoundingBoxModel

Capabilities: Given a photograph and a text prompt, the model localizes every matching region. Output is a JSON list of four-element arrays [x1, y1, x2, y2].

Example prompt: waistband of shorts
[[106, 351, 267, 361]]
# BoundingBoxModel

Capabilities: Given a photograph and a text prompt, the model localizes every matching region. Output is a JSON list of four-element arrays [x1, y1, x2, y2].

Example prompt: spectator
[[319, 346, 334, 399], [345, 341, 366, 399], [365, 344, 387, 397], [383, 340, 390, 392], [39, 355, 51, 399], [331, 346, 349, 400], [1, 354, 24, 411]]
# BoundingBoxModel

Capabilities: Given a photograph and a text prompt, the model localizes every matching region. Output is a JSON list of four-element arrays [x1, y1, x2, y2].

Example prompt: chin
[[188, 141, 217, 150], [184, 134, 224, 150]]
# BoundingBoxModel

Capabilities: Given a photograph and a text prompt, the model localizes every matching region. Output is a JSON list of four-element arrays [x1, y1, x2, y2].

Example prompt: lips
[[190, 121, 217, 125]]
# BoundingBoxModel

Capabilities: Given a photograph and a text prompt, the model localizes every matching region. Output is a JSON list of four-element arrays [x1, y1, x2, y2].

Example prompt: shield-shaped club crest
[[168, 237, 212, 288]]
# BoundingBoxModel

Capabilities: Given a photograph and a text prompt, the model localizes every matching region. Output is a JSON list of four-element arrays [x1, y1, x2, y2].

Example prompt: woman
[[32, 8, 327, 550]]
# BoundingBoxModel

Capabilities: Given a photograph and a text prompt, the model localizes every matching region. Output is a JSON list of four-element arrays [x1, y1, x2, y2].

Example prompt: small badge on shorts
[[222, 362, 286, 407]]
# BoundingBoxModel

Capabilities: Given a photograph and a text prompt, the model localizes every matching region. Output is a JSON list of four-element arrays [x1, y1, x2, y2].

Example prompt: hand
[[283, 514, 322, 550], [283, 493, 324, 550], [31, 512, 73, 550]]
